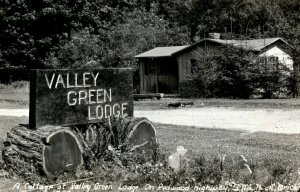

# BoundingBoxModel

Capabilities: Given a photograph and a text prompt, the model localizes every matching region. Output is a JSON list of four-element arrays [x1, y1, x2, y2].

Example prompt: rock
[[0, 170, 9, 178], [168, 146, 188, 173], [238, 155, 252, 177], [168, 101, 194, 108], [168, 102, 182, 108], [237, 155, 248, 168]]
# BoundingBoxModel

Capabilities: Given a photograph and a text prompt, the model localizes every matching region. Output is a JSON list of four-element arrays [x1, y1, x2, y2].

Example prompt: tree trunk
[[127, 118, 156, 149], [72, 117, 157, 167], [3, 125, 83, 179], [3, 117, 157, 179]]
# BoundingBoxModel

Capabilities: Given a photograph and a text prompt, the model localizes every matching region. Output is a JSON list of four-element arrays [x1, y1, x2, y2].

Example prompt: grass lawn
[[0, 115, 299, 189], [156, 123, 300, 158], [0, 83, 300, 189], [135, 98, 300, 110], [156, 123, 300, 183], [0, 81, 29, 109], [2, 80, 300, 109]]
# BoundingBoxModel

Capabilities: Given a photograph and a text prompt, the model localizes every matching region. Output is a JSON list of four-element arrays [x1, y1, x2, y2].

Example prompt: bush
[[186, 46, 295, 99], [0, 81, 29, 93], [179, 81, 203, 98], [252, 69, 292, 98]]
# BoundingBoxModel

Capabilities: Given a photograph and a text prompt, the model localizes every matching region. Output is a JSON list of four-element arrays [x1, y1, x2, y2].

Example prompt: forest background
[[0, 0, 299, 89]]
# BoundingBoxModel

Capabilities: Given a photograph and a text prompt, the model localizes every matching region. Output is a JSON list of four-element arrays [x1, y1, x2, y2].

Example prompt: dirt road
[[135, 107, 300, 134], [1, 107, 300, 134]]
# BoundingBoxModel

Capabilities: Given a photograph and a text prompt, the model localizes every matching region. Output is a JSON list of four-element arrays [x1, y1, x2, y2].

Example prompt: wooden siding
[[177, 44, 218, 82], [139, 58, 178, 93], [139, 42, 222, 93], [139, 61, 144, 93], [142, 74, 178, 93]]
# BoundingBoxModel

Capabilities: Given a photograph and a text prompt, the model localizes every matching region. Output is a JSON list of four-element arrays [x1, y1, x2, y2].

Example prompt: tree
[[0, 0, 131, 71], [44, 8, 189, 90], [184, 47, 256, 98], [184, 46, 293, 99], [45, 8, 189, 69]]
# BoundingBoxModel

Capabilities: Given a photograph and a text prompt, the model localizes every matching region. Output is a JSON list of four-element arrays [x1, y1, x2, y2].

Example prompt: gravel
[[1, 107, 299, 134]]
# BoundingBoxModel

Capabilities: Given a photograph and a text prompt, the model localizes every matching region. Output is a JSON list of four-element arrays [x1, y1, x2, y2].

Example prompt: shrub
[[252, 69, 291, 98], [186, 46, 295, 99], [179, 81, 204, 98], [0, 81, 30, 94]]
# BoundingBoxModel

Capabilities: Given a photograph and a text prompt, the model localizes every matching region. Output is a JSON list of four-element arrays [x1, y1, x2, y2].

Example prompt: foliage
[[0, 0, 299, 95], [1, 0, 299, 68], [62, 145, 300, 187], [183, 47, 255, 98], [290, 45, 300, 96], [45, 8, 189, 69], [182, 46, 294, 99], [0, 0, 133, 69], [1, 114, 300, 186], [253, 69, 291, 99], [44, 8, 189, 88], [0, 81, 29, 90]]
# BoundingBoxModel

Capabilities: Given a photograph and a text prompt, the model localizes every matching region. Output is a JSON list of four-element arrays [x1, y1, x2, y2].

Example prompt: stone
[[238, 155, 252, 176], [168, 146, 188, 173]]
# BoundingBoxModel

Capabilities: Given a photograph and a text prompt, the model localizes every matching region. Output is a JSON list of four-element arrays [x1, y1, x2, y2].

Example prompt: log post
[[3, 117, 157, 179], [72, 117, 157, 163], [3, 125, 83, 179], [127, 118, 156, 149], [3, 69, 159, 179]]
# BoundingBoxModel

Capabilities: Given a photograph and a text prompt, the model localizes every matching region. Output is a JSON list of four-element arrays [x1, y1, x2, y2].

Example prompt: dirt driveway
[[135, 107, 300, 134], [1, 107, 300, 134]]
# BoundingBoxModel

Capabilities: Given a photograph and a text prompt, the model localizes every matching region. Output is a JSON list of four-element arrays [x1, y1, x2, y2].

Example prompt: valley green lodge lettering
[[44, 72, 128, 120]]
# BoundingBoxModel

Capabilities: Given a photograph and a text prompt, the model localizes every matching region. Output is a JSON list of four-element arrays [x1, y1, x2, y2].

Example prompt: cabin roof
[[135, 38, 291, 58], [135, 46, 189, 58], [200, 37, 289, 51]]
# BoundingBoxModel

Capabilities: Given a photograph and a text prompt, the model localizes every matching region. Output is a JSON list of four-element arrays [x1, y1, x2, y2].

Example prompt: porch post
[[155, 62, 159, 93]]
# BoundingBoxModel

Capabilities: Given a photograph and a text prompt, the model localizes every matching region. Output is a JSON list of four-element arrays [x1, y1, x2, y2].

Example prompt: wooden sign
[[29, 69, 133, 128]]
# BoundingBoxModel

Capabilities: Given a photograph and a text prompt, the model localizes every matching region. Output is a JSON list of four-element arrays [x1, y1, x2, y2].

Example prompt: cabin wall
[[176, 44, 218, 82], [139, 61, 144, 93], [139, 60, 158, 93], [139, 58, 178, 93], [176, 43, 221, 96], [259, 46, 293, 70]]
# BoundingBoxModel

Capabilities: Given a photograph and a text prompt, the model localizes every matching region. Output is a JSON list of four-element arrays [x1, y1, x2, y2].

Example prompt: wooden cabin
[[135, 37, 293, 94]]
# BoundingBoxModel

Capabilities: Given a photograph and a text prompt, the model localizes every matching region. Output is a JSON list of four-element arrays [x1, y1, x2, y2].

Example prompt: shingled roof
[[135, 38, 290, 58], [135, 45, 188, 58], [205, 37, 289, 51]]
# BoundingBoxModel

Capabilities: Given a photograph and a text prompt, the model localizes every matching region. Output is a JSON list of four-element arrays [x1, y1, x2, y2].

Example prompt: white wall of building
[[259, 46, 293, 70]]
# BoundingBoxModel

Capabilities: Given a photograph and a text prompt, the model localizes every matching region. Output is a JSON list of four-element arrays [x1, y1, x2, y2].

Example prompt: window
[[258, 56, 279, 70], [144, 62, 156, 75], [269, 56, 279, 70], [258, 56, 267, 69], [144, 62, 149, 75], [191, 59, 197, 74], [159, 62, 177, 75], [149, 63, 156, 74]]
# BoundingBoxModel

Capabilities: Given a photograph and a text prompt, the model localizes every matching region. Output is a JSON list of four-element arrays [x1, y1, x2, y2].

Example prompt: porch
[[139, 57, 179, 94]]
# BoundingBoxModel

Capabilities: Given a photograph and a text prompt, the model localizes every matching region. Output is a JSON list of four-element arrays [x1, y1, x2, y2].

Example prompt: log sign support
[[3, 69, 135, 179], [3, 69, 156, 180]]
